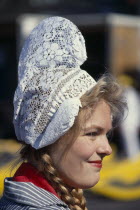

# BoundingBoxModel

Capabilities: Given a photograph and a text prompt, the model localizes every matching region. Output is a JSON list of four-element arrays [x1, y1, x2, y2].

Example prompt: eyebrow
[[83, 125, 112, 133]]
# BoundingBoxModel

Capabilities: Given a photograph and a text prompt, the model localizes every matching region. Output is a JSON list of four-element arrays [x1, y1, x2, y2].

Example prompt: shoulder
[[0, 195, 29, 210], [0, 196, 69, 210], [0, 178, 70, 210], [28, 205, 69, 209]]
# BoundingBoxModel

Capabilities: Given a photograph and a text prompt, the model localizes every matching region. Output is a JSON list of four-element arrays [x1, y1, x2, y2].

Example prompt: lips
[[87, 160, 102, 168]]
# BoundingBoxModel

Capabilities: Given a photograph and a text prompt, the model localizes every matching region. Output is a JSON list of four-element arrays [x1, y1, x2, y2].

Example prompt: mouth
[[87, 160, 102, 168]]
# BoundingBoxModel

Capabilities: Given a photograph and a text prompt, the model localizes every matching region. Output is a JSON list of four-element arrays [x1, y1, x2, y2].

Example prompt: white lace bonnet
[[13, 16, 96, 149]]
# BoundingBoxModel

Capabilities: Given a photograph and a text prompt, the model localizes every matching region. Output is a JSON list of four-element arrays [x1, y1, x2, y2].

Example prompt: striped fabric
[[0, 178, 70, 209]]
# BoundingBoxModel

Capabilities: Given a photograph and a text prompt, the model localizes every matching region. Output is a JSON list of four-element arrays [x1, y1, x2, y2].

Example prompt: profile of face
[[50, 100, 112, 189]]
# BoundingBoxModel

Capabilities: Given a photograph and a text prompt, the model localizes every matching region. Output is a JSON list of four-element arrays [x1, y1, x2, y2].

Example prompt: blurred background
[[0, 0, 140, 209]]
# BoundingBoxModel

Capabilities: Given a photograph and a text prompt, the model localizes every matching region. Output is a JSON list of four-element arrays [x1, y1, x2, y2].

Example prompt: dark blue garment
[[0, 178, 69, 210]]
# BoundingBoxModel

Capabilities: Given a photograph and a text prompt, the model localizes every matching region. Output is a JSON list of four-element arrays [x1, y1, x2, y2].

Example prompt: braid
[[19, 151, 88, 209], [20, 146, 87, 209], [40, 153, 87, 210], [71, 189, 87, 210]]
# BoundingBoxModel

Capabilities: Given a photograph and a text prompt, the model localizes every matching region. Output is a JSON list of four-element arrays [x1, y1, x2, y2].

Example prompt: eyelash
[[85, 131, 113, 141], [85, 132, 98, 137]]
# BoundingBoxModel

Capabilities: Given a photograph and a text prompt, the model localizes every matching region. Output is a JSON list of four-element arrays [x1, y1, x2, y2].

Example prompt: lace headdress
[[13, 16, 96, 149]]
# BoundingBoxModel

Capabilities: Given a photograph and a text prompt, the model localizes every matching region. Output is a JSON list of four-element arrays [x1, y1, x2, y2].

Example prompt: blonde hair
[[19, 74, 126, 210]]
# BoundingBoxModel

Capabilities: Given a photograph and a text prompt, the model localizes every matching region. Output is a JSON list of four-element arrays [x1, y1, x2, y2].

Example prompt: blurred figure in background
[[119, 70, 140, 159]]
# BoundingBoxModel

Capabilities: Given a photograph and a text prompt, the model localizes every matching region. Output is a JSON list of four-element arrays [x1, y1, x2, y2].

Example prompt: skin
[[50, 100, 112, 189]]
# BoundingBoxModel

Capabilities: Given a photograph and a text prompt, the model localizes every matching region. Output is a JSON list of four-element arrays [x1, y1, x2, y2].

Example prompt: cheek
[[72, 138, 96, 160]]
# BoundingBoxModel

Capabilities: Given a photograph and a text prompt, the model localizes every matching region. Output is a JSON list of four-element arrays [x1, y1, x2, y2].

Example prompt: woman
[[0, 16, 126, 210]]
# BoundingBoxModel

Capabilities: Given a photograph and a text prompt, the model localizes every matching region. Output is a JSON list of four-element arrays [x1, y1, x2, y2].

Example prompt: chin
[[80, 174, 100, 189], [81, 180, 100, 189], [61, 171, 100, 189], [70, 176, 100, 189]]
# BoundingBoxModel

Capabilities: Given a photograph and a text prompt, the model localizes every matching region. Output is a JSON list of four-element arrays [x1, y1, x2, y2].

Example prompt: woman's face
[[50, 100, 112, 189]]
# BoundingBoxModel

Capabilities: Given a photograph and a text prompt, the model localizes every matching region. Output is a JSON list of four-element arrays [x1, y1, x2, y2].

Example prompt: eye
[[85, 131, 98, 137]]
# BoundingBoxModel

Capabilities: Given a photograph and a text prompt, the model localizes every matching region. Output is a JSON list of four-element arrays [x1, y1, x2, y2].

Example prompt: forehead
[[82, 100, 112, 131]]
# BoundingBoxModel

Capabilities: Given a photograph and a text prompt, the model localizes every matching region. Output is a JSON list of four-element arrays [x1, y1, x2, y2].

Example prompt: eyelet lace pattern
[[13, 16, 96, 149]]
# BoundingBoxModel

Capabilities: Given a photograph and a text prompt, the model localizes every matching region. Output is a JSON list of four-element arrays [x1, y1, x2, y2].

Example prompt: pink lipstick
[[88, 160, 102, 168]]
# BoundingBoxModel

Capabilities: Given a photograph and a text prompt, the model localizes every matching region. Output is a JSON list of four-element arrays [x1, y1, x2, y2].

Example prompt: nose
[[97, 136, 112, 157]]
